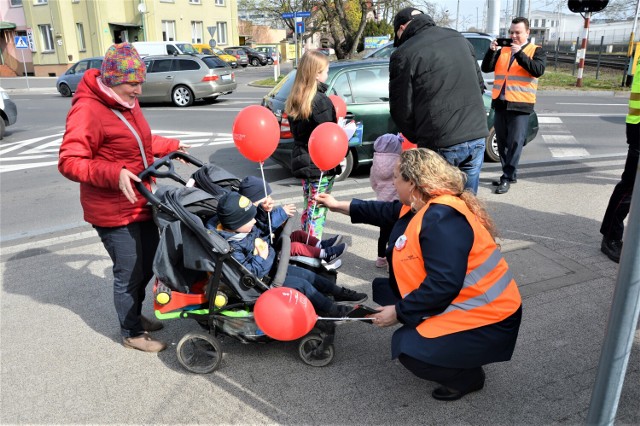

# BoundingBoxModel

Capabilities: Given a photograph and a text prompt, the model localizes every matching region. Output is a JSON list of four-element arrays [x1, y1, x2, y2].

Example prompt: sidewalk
[[1, 143, 638, 423]]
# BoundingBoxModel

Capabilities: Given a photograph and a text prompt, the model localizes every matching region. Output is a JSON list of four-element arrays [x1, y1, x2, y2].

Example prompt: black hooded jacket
[[290, 82, 341, 179], [389, 14, 488, 149]]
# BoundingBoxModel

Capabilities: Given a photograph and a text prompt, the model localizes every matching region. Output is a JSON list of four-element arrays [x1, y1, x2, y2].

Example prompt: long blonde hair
[[285, 51, 329, 120], [398, 148, 499, 239]]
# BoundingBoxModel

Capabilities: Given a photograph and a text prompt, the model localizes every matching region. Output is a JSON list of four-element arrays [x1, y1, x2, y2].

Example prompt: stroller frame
[[135, 152, 337, 373]]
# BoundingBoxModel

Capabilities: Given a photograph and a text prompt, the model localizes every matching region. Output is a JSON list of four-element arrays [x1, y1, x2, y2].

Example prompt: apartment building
[[19, 0, 239, 77]]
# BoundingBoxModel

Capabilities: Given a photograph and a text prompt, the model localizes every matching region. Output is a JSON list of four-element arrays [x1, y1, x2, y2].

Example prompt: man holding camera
[[482, 17, 546, 194]]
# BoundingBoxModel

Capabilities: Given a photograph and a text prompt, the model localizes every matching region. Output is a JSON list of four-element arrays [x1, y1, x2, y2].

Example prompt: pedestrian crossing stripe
[[15, 36, 28, 49]]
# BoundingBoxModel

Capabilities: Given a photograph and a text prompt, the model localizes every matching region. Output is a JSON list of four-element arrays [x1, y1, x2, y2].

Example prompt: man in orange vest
[[482, 17, 546, 194]]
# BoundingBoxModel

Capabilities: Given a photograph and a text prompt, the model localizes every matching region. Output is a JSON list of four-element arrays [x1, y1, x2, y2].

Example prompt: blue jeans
[[94, 221, 159, 338], [436, 138, 485, 194], [493, 109, 530, 181], [283, 265, 339, 314]]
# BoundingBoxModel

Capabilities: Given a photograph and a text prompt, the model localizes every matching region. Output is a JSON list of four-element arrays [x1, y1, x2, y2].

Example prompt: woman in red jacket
[[58, 43, 187, 352]]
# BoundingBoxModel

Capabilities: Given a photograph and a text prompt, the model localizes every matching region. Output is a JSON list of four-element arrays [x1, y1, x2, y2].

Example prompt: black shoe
[[601, 237, 622, 263], [320, 234, 343, 249], [495, 180, 510, 194], [492, 178, 517, 185], [432, 369, 485, 401], [327, 304, 353, 318], [334, 287, 368, 303], [323, 243, 346, 264]]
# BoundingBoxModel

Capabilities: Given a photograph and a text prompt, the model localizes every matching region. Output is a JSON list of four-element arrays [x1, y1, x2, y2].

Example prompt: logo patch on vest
[[394, 234, 407, 251]]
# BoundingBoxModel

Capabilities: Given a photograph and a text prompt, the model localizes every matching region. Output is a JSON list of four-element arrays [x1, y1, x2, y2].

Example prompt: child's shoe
[[334, 287, 368, 303], [320, 234, 343, 249], [375, 257, 388, 268], [323, 243, 346, 264]]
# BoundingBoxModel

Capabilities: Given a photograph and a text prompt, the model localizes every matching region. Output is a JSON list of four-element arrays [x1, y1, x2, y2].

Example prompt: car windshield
[[202, 56, 228, 69], [176, 43, 198, 54], [268, 70, 297, 102], [466, 37, 492, 60]]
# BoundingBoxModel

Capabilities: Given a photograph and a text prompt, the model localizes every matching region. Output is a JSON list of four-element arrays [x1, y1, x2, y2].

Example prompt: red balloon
[[308, 122, 349, 171], [232, 105, 280, 162], [329, 95, 347, 120], [400, 133, 417, 151], [254, 288, 317, 341]]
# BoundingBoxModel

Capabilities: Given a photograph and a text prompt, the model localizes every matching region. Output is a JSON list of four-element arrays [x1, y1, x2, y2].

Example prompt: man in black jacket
[[389, 7, 488, 194]]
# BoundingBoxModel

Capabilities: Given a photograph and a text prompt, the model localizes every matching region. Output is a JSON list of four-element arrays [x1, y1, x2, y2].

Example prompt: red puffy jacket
[[58, 69, 180, 227]]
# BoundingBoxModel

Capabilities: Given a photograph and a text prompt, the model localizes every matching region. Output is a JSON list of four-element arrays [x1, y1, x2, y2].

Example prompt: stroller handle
[[135, 151, 204, 210]]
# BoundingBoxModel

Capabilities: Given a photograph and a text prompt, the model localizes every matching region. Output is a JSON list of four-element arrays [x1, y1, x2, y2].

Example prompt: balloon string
[[305, 170, 323, 245], [259, 162, 273, 244], [316, 317, 375, 321]]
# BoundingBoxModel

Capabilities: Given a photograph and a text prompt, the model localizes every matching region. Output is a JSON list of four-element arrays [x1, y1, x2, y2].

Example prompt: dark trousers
[[600, 123, 640, 241], [377, 224, 392, 258], [284, 265, 339, 314], [494, 109, 530, 181], [398, 354, 485, 392], [94, 221, 159, 338]]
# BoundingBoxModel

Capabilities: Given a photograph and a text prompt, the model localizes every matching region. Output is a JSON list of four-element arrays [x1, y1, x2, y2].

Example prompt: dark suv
[[227, 46, 268, 66], [262, 59, 539, 180]]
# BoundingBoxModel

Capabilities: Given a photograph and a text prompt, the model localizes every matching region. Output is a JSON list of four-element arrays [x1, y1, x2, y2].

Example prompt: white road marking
[[537, 117, 563, 124], [542, 134, 590, 158]]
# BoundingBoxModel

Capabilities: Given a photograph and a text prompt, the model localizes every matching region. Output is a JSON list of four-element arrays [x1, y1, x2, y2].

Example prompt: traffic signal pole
[[575, 12, 591, 87]]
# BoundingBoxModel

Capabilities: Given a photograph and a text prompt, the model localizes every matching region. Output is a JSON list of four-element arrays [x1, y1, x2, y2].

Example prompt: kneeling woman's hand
[[368, 305, 399, 328]]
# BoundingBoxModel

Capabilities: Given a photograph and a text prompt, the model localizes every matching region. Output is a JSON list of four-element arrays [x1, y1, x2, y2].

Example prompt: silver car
[[140, 54, 237, 107], [56, 56, 104, 97]]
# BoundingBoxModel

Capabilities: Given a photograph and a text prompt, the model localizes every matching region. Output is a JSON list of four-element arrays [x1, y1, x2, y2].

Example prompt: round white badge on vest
[[395, 234, 407, 251]]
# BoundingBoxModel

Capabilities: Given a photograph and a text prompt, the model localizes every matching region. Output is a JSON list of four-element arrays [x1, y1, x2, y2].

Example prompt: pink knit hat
[[100, 42, 146, 87]]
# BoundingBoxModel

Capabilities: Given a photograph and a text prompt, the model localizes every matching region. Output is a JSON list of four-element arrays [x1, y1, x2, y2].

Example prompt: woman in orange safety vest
[[317, 148, 522, 401]]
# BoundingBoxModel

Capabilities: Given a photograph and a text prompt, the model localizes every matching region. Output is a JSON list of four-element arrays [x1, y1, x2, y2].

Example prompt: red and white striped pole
[[576, 12, 592, 87]]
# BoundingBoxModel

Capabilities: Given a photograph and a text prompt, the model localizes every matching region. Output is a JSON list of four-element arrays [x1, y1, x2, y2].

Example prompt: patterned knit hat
[[100, 42, 146, 87]]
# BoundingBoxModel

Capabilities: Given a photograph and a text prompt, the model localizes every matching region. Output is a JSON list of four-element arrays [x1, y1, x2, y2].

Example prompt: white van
[[132, 41, 198, 56]]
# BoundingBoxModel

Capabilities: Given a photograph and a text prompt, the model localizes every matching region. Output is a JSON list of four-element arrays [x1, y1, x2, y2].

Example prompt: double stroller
[[135, 152, 341, 374]]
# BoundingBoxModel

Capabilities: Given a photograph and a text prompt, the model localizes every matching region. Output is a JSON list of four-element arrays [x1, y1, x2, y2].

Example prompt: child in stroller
[[212, 191, 367, 318], [238, 176, 347, 266]]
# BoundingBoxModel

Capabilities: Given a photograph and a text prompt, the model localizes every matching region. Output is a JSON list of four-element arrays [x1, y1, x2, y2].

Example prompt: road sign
[[296, 11, 311, 17], [281, 12, 294, 19], [14, 36, 29, 49], [296, 21, 305, 34]]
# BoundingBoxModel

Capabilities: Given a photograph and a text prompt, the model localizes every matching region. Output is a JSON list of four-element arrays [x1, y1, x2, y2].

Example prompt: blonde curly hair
[[398, 148, 498, 239]]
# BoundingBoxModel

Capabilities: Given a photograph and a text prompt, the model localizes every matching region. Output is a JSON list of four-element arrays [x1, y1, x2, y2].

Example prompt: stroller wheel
[[176, 331, 223, 374], [298, 335, 335, 367]]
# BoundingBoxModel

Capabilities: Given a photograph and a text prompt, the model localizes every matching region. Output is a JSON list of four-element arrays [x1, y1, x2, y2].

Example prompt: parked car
[[139, 54, 236, 107], [223, 48, 249, 68], [0, 87, 18, 140], [261, 59, 538, 180], [132, 41, 198, 56], [363, 32, 495, 86], [192, 44, 238, 68], [226, 46, 268, 66], [254, 46, 280, 64], [56, 56, 104, 97]]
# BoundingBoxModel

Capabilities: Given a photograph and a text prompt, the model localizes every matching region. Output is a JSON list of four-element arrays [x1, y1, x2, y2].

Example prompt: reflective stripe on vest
[[627, 62, 640, 125], [393, 195, 522, 338], [491, 43, 539, 104]]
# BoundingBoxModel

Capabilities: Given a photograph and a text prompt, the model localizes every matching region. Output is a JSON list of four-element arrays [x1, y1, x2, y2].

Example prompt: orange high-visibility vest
[[393, 195, 521, 338], [491, 43, 539, 104]]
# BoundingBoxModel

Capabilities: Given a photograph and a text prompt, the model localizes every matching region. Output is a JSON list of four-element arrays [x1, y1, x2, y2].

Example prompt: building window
[[35, 0, 48, 4], [76, 23, 86, 51], [191, 21, 203, 43], [162, 20, 176, 41], [38, 24, 54, 51], [159, 0, 174, 2], [10, 0, 22, 6], [189, 0, 201, 3], [215, 0, 224, 5], [541, 19, 546, 27], [216, 22, 227, 44]]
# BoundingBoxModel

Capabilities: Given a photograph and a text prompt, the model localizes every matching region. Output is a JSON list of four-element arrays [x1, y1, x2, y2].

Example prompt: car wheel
[[267, 59, 273, 65], [0, 119, 5, 140], [172, 85, 194, 107], [58, 83, 72, 97], [250, 58, 259, 66], [485, 127, 500, 162], [334, 150, 354, 182]]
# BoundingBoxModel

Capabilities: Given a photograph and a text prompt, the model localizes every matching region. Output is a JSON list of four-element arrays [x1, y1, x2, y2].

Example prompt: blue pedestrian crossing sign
[[15, 36, 29, 49]]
